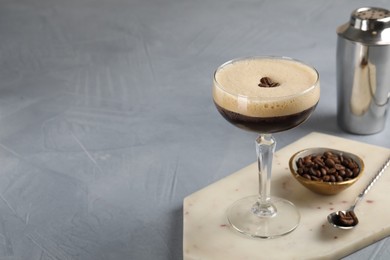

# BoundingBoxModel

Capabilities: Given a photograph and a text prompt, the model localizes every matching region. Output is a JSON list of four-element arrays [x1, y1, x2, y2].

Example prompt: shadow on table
[[303, 112, 341, 135], [168, 206, 183, 259]]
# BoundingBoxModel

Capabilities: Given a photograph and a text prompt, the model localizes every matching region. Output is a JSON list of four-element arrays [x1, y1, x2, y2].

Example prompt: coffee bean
[[311, 176, 321, 181], [345, 169, 353, 178], [328, 168, 336, 174], [336, 211, 357, 226], [310, 168, 318, 177], [348, 161, 356, 169], [323, 151, 333, 157], [297, 158, 304, 168], [313, 158, 325, 167], [325, 158, 335, 168], [335, 164, 345, 171]]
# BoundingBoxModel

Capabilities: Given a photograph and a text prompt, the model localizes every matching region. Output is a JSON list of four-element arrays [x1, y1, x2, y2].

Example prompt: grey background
[[0, 0, 390, 259]]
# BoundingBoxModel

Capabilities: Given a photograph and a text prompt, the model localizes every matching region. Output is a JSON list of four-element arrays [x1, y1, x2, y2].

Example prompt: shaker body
[[336, 36, 390, 134]]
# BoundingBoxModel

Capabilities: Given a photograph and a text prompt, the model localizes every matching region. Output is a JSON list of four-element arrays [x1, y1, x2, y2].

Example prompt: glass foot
[[226, 195, 300, 239]]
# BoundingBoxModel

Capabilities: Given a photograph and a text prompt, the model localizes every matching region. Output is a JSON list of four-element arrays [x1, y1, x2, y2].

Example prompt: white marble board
[[183, 132, 390, 260]]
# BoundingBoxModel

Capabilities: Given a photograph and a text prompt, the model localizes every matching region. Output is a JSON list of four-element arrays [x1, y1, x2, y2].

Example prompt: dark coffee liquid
[[215, 102, 318, 133]]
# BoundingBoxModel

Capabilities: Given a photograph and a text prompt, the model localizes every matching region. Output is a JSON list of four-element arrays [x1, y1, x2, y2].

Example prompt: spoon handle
[[351, 156, 390, 210]]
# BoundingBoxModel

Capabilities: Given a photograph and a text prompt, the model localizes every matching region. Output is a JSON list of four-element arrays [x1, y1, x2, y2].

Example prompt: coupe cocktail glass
[[213, 56, 320, 238]]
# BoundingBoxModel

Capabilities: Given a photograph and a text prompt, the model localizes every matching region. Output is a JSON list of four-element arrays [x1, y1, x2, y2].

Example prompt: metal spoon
[[327, 156, 390, 229]]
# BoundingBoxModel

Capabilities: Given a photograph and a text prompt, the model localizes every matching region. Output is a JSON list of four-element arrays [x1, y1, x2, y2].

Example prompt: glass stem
[[252, 134, 277, 217]]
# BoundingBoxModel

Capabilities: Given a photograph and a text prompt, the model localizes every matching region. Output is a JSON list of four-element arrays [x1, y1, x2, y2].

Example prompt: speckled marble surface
[[184, 133, 390, 259]]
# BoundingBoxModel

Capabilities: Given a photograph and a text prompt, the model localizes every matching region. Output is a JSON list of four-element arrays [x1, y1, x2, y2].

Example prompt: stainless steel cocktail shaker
[[336, 7, 390, 134]]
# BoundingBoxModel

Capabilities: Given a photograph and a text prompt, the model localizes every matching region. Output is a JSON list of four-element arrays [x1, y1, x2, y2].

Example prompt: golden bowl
[[289, 147, 364, 195]]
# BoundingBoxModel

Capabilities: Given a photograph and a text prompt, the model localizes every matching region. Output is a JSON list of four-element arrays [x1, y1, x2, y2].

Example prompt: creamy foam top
[[213, 57, 320, 117]]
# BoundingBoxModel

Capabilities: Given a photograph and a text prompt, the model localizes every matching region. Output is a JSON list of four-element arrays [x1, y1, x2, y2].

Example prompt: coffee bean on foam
[[213, 57, 320, 118]]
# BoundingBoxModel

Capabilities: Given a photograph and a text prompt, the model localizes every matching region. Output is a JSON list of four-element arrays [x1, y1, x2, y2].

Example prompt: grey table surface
[[1, 0, 390, 259]]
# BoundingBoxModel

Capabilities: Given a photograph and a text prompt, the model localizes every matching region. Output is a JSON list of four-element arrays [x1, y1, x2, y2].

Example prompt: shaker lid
[[337, 7, 390, 45]]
